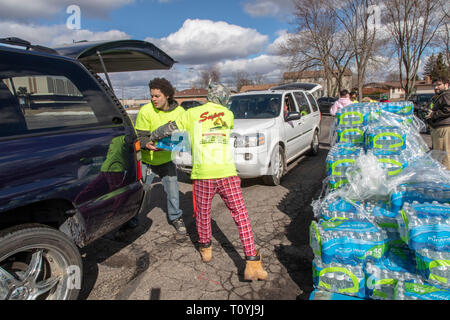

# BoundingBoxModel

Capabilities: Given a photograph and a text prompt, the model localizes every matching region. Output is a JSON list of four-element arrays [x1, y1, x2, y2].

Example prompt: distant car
[[410, 93, 435, 111], [0, 38, 175, 300], [181, 100, 202, 109], [175, 84, 322, 185], [317, 97, 338, 114]]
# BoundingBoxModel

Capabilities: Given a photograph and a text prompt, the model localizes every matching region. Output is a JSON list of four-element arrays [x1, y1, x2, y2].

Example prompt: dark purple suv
[[0, 38, 174, 300]]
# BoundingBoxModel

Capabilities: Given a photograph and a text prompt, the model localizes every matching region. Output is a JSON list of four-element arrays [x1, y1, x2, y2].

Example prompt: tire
[[263, 146, 285, 186], [0, 224, 82, 300], [309, 130, 320, 156]]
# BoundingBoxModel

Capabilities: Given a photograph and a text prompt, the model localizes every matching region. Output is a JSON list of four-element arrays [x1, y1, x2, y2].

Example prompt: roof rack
[[270, 82, 320, 91], [0, 37, 58, 55]]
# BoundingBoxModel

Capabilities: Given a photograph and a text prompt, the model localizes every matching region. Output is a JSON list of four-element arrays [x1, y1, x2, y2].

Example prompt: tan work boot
[[244, 250, 268, 281], [199, 242, 212, 263]]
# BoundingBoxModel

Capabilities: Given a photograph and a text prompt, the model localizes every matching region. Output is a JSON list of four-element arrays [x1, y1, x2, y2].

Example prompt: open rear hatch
[[53, 39, 175, 73]]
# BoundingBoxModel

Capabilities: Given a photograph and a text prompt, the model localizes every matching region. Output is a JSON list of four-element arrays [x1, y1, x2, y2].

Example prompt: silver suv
[[175, 83, 322, 185]]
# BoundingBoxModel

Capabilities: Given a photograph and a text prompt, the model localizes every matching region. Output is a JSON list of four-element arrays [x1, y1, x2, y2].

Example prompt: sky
[[0, 0, 297, 99]]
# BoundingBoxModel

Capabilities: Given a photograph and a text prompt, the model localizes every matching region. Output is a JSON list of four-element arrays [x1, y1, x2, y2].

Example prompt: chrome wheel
[[0, 225, 82, 300]]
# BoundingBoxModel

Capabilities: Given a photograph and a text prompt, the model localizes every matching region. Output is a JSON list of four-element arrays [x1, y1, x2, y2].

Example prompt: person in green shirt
[[131, 78, 186, 234], [144, 83, 268, 281]]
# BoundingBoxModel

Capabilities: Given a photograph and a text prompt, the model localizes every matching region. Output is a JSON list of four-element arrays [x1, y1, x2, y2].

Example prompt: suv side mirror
[[285, 111, 301, 121]]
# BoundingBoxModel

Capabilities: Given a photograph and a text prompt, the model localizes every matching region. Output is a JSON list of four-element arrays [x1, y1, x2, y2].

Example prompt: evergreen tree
[[423, 53, 449, 81], [433, 53, 449, 81], [423, 54, 436, 79]]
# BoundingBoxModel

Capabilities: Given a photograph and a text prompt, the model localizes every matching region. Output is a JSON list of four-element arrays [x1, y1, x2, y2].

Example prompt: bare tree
[[199, 65, 221, 88], [232, 70, 254, 92], [435, 19, 450, 67], [382, 0, 448, 98], [328, 0, 386, 100], [278, 0, 354, 95]]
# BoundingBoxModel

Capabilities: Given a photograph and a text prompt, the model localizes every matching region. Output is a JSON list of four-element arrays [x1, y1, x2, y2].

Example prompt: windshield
[[229, 94, 282, 119], [418, 94, 434, 102]]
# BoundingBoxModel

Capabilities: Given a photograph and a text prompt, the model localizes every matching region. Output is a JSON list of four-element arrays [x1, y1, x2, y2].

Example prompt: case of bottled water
[[326, 144, 363, 190], [156, 135, 187, 152], [415, 248, 450, 288], [335, 104, 381, 127], [335, 125, 365, 146], [389, 182, 450, 212], [364, 125, 406, 155], [397, 202, 450, 251], [367, 150, 409, 178], [379, 101, 414, 117], [312, 256, 366, 298], [365, 249, 419, 300], [395, 280, 450, 300], [365, 201, 399, 231], [312, 218, 389, 266]]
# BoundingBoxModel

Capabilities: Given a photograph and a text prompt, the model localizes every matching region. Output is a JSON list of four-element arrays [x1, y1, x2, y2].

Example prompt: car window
[[229, 94, 281, 119], [284, 93, 297, 114], [306, 93, 319, 112], [0, 52, 123, 138], [293, 92, 311, 116]]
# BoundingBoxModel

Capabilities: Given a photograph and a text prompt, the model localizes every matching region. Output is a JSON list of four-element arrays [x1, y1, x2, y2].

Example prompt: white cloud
[[266, 29, 290, 55], [0, 21, 130, 46], [242, 0, 295, 19], [217, 54, 289, 82], [146, 19, 269, 65], [0, 0, 134, 21]]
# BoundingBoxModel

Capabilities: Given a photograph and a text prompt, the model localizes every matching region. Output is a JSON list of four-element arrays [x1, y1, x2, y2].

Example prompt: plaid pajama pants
[[192, 176, 257, 257]]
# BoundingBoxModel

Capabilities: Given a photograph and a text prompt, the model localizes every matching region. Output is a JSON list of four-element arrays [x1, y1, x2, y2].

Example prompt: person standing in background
[[426, 77, 450, 170], [330, 89, 353, 116], [131, 77, 187, 234]]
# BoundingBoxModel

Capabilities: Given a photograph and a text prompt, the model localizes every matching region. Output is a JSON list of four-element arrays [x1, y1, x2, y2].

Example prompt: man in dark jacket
[[426, 77, 450, 170]]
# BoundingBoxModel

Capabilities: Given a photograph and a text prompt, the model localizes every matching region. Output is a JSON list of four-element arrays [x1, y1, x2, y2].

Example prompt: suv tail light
[[134, 140, 143, 181]]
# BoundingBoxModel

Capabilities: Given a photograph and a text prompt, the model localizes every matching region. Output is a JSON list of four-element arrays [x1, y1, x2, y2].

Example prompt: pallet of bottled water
[[312, 99, 450, 299]]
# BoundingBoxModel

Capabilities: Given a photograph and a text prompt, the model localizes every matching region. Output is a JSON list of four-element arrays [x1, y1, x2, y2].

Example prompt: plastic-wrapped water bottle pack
[[310, 101, 450, 300]]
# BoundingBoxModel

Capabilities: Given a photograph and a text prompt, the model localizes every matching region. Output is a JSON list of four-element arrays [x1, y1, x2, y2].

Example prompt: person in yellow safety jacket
[[127, 77, 187, 234], [350, 91, 359, 103], [144, 83, 268, 281]]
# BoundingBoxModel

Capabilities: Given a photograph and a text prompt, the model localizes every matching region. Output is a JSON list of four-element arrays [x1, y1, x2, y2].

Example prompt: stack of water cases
[[310, 101, 450, 300]]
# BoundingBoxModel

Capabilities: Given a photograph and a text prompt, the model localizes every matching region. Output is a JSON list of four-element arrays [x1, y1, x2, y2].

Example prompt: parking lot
[[78, 114, 432, 300], [76, 115, 334, 300]]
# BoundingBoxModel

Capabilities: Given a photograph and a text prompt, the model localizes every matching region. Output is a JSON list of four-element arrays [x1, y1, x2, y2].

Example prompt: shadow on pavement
[[274, 146, 328, 300]]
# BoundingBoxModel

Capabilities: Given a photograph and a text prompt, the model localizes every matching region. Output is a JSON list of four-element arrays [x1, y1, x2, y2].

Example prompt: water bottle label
[[321, 219, 379, 233], [409, 224, 450, 251], [322, 238, 388, 265]]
